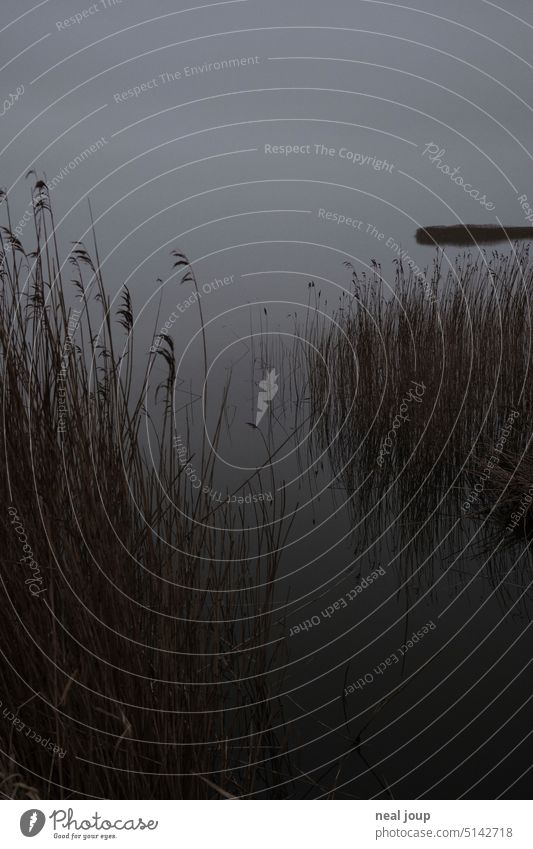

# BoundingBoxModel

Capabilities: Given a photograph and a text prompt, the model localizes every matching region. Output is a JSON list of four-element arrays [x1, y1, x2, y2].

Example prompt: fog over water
[[3, 0, 532, 300], [2, 0, 533, 801]]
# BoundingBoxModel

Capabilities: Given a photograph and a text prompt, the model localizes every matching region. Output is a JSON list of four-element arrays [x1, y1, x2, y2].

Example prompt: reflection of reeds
[[470, 450, 533, 540], [307, 247, 533, 533], [0, 183, 291, 799]]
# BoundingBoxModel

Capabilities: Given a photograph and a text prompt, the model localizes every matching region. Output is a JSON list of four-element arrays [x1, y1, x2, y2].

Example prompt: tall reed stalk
[[0, 182, 290, 799]]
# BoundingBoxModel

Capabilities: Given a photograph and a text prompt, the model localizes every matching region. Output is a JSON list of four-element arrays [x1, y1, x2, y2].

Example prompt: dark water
[[169, 247, 533, 799], [2, 0, 533, 802]]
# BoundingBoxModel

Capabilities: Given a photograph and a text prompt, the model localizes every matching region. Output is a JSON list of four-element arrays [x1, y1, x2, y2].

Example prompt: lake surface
[[3, 0, 533, 799], [161, 235, 533, 798]]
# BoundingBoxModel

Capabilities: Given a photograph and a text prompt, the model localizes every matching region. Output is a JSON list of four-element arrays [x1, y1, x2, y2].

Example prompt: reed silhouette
[[0, 182, 292, 799], [306, 247, 533, 559]]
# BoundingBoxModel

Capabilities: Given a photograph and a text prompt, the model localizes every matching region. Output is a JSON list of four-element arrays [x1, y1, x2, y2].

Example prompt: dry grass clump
[[307, 246, 533, 531], [0, 182, 290, 799], [468, 450, 533, 539]]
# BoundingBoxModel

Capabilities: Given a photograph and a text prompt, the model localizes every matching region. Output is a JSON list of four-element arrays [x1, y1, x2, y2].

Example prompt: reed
[[307, 246, 533, 540], [0, 182, 291, 799]]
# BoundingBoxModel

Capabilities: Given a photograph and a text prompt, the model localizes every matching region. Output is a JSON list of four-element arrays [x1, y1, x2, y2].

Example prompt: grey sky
[[1, 0, 532, 324]]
